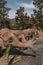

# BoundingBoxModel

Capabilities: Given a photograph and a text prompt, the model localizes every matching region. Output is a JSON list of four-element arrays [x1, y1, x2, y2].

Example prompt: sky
[[6, 0, 35, 19]]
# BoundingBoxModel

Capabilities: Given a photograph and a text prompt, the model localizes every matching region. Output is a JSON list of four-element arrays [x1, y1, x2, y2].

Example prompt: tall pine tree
[[33, 0, 43, 29], [0, 0, 11, 29], [15, 7, 30, 30]]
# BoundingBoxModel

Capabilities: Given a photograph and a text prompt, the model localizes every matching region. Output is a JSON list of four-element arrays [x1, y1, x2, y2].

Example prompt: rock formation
[[0, 28, 39, 52]]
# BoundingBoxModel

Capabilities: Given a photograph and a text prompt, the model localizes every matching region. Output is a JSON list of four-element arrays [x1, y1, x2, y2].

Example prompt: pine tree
[[0, 0, 11, 29], [15, 7, 30, 30], [33, 0, 43, 29]]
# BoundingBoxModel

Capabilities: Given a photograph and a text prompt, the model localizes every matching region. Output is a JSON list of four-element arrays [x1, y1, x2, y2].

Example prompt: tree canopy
[[32, 0, 43, 29], [0, 0, 11, 29], [14, 7, 32, 30]]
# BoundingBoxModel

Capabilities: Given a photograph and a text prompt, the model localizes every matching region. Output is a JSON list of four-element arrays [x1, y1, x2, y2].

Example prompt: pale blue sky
[[6, 0, 35, 19]]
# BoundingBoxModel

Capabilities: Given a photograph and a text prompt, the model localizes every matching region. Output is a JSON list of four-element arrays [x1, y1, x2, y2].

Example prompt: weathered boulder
[[0, 28, 39, 52]]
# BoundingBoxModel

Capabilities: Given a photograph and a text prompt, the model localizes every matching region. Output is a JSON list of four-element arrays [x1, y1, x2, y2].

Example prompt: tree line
[[0, 0, 43, 30]]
